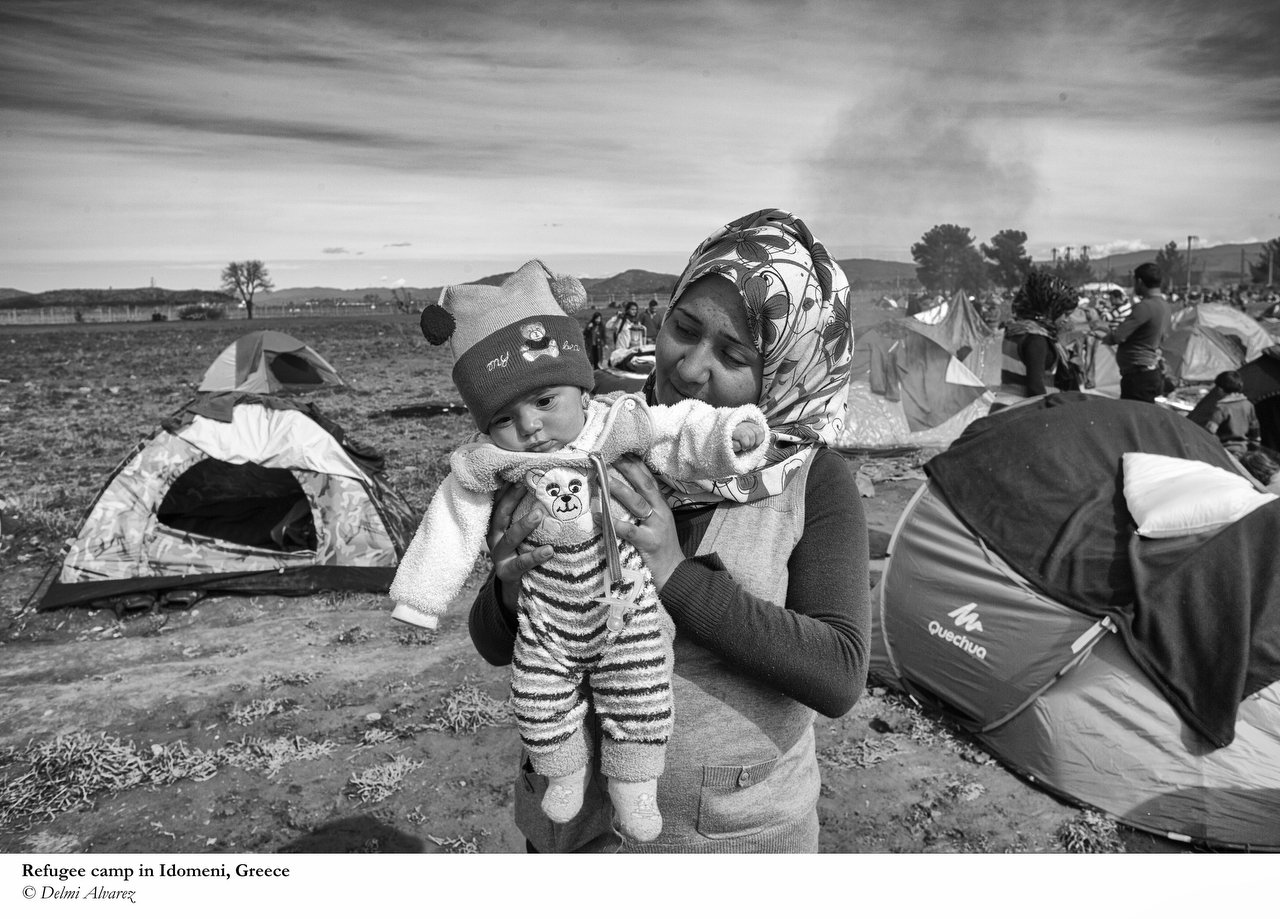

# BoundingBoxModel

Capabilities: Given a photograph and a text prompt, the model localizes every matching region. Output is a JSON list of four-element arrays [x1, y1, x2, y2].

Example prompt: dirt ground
[[0, 315, 1183, 855]]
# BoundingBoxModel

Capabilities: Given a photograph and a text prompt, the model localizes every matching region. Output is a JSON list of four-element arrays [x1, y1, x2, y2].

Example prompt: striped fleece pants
[[511, 530, 674, 783]]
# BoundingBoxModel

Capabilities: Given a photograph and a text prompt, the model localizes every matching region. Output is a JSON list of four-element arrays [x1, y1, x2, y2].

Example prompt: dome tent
[[1173, 302, 1277, 365], [198, 330, 345, 394], [871, 395, 1280, 849], [40, 392, 418, 610]]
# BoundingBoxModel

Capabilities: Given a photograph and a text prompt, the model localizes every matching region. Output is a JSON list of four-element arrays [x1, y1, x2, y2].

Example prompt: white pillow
[[1122, 452, 1278, 538]]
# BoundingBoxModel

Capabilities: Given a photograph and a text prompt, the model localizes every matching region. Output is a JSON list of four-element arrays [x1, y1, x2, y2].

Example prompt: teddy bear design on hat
[[391, 259, 771, 843]]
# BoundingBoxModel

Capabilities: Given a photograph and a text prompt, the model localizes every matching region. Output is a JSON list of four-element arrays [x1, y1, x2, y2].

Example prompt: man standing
[[640, 298, 664, 341], [1096, 262, 1171, 402]]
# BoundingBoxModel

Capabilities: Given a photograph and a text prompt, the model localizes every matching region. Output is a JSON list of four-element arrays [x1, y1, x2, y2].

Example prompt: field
[[0, 312, 1182, 855]]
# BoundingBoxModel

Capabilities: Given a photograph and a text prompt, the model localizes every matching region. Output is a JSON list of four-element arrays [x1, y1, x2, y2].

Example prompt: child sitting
[[1188, 370, 1259, 457], [388, 259, 769, 842]]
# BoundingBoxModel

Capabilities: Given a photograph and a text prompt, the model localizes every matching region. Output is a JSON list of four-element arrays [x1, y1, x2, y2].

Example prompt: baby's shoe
[[541, 766, 589, 824], [608, 778, 662, 842]]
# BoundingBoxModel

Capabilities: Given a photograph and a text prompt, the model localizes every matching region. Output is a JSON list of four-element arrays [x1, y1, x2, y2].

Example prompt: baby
[[389, 260, 769, 842]]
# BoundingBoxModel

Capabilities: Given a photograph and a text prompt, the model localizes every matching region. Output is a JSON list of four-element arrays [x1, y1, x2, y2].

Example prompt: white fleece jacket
[[389, 392, 769, 627]]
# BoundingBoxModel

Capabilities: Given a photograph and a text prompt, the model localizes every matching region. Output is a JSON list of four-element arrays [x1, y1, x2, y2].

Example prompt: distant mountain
[[0, 288, 29, 301], [0, 287, 233, 310], [583, 270, 677, 299], [1041, 241, 1270, 285], [260, 268, 683, 308]]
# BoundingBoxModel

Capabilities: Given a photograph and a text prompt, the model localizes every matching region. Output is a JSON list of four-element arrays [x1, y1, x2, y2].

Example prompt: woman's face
[[654, 273, 763, 408]]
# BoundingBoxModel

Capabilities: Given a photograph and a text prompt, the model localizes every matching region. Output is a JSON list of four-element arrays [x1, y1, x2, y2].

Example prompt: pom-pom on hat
[[420, 259, 594, 431]]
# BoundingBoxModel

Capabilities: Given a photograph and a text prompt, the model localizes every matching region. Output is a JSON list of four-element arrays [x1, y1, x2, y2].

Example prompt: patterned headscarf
[[645, 208, 853, 505]]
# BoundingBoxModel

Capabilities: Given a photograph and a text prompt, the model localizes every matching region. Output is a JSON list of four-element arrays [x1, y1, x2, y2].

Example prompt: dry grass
[[426, 833, 480, 853], [219, 735, 337, 778], [425, 681, 513, 734], [818, 736, 903, 769], [357, 728, 397, 747], [261, 670, 318, 690], [228, 697, 296, 726], [0, 730, 342, 831], [345, 755, 424, 803], [1057, 810, 1126, 853], [0, 732, 219, 831]]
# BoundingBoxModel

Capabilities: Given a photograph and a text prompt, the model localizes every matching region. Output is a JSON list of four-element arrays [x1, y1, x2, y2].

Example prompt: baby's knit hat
[[420, 259, 595, 431]]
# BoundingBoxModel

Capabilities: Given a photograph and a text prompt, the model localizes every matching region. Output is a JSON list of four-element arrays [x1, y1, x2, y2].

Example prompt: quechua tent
[[870, 394, 1280, 849]]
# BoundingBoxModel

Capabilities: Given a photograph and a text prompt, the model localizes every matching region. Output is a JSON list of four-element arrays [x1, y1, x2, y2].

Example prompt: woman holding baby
[[468, 208, 871, 852]]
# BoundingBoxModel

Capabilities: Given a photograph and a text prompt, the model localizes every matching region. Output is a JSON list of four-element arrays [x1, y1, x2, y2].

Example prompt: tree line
[[910, 225, 1280, 296]]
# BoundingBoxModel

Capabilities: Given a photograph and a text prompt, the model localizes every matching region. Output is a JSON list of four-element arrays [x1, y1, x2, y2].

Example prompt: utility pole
[[1187, 235, 1197, 292], [1052, 247, 1059, 265]]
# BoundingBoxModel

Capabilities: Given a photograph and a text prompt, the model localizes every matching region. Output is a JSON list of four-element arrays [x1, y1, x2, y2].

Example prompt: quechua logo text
[[928, 603, 989, 661]]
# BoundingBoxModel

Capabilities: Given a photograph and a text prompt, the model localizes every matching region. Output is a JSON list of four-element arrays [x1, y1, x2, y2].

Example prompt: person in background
[[467, 208, 870, 853], [1241, 449, 1280, 495], [603, 300, 620, 347], [613, 300, 646, 351], [640, 298, 664, 340], [1098, 288, 1132, 327], [605, 300, 640, 350], [1095, 262, 1172, 402], [1001, 269, 1078, 397], [1188, 370, 1260, 458], [584, 311, 607, 369]]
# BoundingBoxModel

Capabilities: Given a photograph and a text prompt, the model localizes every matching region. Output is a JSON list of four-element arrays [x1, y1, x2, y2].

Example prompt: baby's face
[[487, 385, 587, 453]]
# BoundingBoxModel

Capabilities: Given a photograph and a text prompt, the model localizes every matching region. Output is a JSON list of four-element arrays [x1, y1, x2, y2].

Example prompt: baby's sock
[[608, 777, 662, 842], [541, 766, 589, 824]]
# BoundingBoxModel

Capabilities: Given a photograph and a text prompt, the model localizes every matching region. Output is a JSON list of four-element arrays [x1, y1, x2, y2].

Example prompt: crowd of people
[[995, 262, 1280, 485], [584, 299, 666, 369]]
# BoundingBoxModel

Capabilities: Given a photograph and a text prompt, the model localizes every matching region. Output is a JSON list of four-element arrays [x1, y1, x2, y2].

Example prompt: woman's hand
[[602, 455, 685, 591], [487, 481, 552, 611]]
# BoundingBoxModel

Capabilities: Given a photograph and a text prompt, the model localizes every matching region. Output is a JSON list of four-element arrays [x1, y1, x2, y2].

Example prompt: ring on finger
[[636, 506, 655, 522]]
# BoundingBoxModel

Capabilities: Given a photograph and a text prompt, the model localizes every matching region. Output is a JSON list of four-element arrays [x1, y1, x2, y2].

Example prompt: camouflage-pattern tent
[[40, 392, 418, 609]]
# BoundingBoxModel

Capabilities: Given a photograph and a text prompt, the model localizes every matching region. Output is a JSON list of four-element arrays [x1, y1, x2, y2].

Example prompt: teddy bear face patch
[[520, 321, 560, 362], [526, 467, 589, 522]]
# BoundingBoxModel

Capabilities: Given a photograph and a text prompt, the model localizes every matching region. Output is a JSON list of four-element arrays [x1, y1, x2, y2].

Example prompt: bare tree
[[221, 260, 274, 319], [389, 281, 416, 315]]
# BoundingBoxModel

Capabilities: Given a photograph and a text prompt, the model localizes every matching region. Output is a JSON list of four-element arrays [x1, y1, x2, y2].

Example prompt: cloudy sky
[[3, 0, 1278, 292]]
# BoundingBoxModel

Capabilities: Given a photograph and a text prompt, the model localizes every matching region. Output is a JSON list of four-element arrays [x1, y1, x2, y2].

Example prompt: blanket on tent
[[1126, 504, 1280, 747], [925, 393, 1280, 748]]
